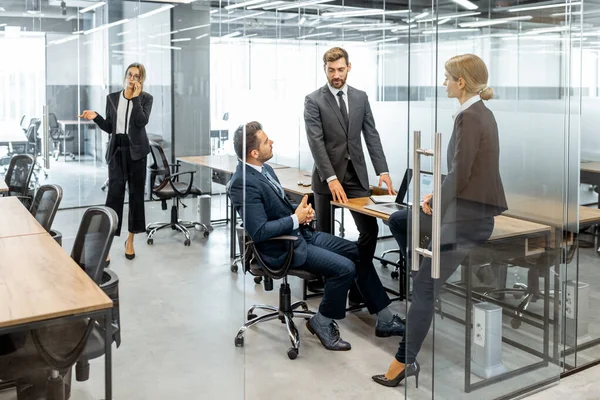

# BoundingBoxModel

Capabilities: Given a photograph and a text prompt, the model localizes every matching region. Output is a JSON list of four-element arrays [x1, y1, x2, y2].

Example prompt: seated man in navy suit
[[229, 121, 404, 351]]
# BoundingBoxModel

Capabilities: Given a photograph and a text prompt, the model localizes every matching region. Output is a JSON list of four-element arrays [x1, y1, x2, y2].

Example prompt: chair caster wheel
[[391, 271, 399, 279], [231, 264, 238, 273], [254, 276, 262, 284], [287, 348, 298, 360], [248, 314, 257, 320], [235, 336, 244, 347], [147, 238, 153, 245], [203, 231, 210, 238], [511, 318, 521, 329], [184, 239, 191, 246], [381, 260, 388, 267]]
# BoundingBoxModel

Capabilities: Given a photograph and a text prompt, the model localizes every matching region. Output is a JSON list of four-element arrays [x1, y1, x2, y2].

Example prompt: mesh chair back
[[71, 206, 118, 284], [25, 123, 37, 144], [29, 184, 63, 231], [48, 113, 59, 129], [4, 154, 34, 196], [148, 141, 171, 193]]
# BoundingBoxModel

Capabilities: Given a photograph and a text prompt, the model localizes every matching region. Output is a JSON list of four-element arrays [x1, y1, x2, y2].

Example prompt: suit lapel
[[247, 164, 293, 210], [322, 85, 348, 135]]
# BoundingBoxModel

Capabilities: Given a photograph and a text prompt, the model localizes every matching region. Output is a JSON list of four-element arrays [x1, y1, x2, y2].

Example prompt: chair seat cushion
[[154, 182, 202, 199], [249, 263, 318, 281]]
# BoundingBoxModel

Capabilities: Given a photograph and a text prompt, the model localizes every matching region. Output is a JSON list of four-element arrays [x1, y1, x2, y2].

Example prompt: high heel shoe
[[372, 361, 420, 388], [125, 240, 135, 260]]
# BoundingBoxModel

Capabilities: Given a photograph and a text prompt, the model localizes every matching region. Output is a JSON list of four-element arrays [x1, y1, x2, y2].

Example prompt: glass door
[[403, 0, 575, 399]]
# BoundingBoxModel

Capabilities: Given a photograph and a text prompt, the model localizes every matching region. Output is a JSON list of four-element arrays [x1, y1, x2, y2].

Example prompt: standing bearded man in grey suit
[[305, 47, 395, 264]]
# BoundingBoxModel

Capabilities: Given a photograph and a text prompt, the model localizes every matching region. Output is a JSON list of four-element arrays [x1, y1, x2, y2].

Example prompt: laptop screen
[[404, 172, 435, 205]]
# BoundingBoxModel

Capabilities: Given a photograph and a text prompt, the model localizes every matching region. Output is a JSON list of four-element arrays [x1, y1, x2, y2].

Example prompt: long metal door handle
[[411, 131, 443, 279]]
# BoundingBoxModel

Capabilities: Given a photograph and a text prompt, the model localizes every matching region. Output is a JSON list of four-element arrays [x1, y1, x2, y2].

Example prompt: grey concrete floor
[[1, 195, 600, 399]]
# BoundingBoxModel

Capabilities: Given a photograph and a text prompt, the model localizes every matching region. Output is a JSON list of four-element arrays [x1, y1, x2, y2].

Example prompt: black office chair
[[233, 224, 317, 360], [146, 141, 211, 246], [49, 113, 75, 161], [29, 184, 63, 245], [24, 119, 48, 182], [0, 206, 120, 400], [3, 154, 35, 206]]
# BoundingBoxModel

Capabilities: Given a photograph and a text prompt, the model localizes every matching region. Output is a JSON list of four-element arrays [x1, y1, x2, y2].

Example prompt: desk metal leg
[[465, 258, 473, 393], [330, 204, 336, 235], [230, 199, 236, 259], [104, 308, 113, 400]]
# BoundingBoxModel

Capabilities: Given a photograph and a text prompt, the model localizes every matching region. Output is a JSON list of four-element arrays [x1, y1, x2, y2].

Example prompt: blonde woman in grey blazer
[[373, 54, 508, 388]]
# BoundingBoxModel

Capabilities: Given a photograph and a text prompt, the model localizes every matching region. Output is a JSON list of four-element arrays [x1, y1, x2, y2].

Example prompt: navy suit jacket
[[229, 162, 308, 268]]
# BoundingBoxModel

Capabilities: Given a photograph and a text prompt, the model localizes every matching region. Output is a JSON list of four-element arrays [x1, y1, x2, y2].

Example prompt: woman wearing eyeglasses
[[79, 62, 153, 262]]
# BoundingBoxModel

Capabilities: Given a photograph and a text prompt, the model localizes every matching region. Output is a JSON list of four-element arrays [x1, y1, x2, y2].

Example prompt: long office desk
[[330, 197, 553, 393], [581, 161, 600, 208], [0, 198, 114, 399], [0, 197, 47, 238], [0, 121, 27, 155], [58, 119, 97, 161]]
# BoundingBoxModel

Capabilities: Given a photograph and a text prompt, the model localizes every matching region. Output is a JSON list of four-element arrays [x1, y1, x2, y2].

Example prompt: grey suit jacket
[[93, 91, 153, 163], [440, 100, 508, 222], [304, 84, 389, 194]]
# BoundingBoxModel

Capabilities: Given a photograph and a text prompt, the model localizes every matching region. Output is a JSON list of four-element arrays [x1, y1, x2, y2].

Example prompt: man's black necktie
[[337, 91, 349, 131]]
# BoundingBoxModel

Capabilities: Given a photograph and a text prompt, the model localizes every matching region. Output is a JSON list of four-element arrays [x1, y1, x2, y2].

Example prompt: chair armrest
[[167, 171, 196, 197], [252, 235, 298, 279], [168, 163, 181, 173]]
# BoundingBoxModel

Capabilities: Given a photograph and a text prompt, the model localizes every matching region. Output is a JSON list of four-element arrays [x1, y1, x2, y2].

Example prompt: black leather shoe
[[375, 315, 406, 338], [306, 317, 351, 351], [372, 361, 420, 388]]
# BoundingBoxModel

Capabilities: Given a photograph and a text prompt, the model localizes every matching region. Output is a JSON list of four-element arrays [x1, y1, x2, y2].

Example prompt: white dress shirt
[[116, 91, 134, 135], [452, 95, 481, 121], [327, 83, 349, 114], [247, 163, 299, 229]]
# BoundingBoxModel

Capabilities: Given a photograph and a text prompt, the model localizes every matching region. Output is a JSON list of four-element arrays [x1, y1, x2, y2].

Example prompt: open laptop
[[365, 169, 436, 216]]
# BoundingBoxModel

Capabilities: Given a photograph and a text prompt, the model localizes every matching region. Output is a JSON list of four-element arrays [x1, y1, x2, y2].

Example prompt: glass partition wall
[[2, 0, 596, 398]]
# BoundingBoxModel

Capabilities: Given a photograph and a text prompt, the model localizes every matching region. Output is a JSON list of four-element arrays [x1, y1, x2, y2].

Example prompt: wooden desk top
[[581, 161, 600, 174], [0, 180, 7, 193], [178, 155, 289, 174], [504, 195, 600, 228], [0, 233, 112, 329], [0, 197, 47, 239], [59, 119, 95, 125], [277, 168, 313, 196], [331, 197, 551, 242]]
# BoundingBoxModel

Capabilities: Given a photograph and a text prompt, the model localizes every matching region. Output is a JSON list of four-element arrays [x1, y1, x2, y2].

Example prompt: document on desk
[[370, 195, 397, 204]]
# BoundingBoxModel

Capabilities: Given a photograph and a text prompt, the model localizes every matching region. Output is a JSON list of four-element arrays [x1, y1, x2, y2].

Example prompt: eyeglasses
[[127, 73, 140, 81]]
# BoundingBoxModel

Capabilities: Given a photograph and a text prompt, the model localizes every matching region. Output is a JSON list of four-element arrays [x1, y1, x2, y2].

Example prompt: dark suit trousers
[[297, 229, 391, 320], [106, 134, 147, 236], [388, 209, 494, 363], [314, 160, 379, 260]]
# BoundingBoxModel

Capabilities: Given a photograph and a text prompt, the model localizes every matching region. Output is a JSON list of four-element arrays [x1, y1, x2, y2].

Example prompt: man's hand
[[328, 179, 348, 203], [379, 174, 396, 195], [422, 193, 433, 215], [294, 195, 312, 224]]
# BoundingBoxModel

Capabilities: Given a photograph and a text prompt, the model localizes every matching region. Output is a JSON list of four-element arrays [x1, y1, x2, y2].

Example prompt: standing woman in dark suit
[[372, 54, 508, 387], [79, 62, 153, 261]]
